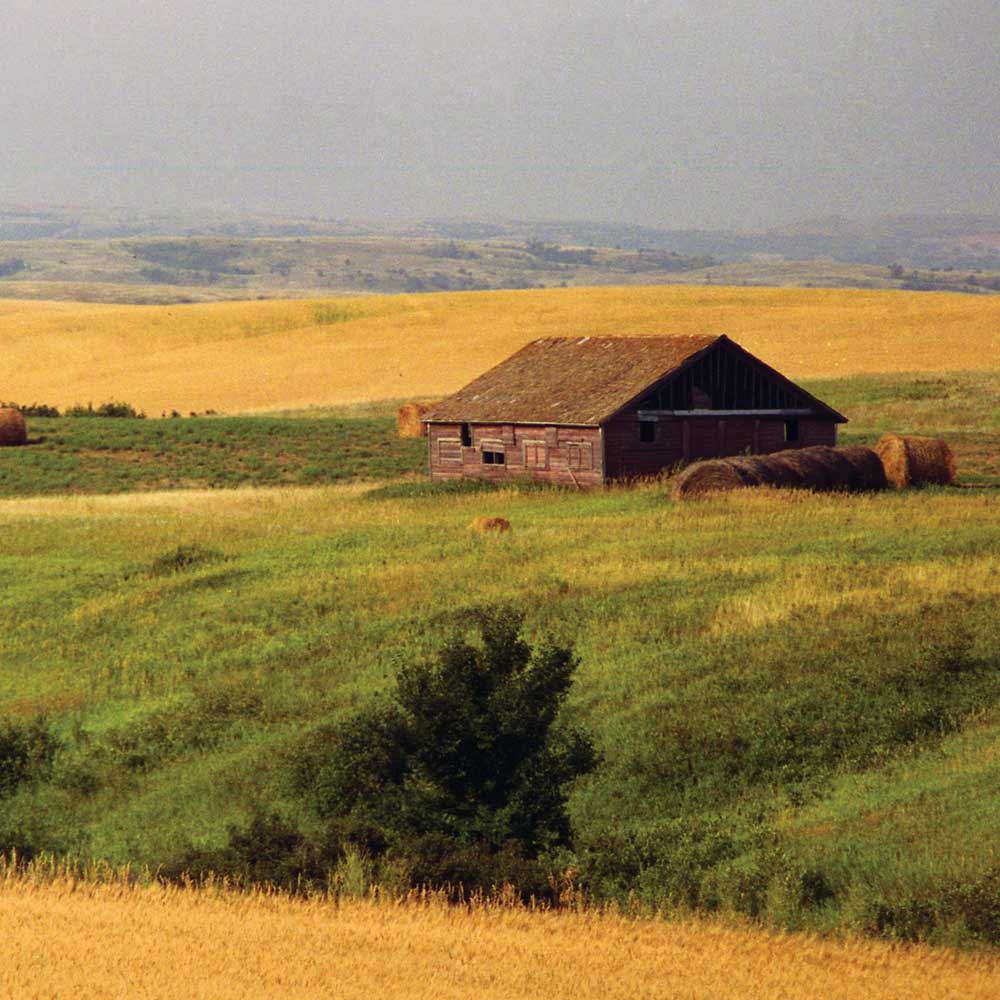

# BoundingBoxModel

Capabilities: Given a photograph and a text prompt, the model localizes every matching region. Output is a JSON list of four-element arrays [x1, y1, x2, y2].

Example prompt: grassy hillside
[[5, 872, 1000, 1000], [2, 285, 1000, 948], [4, 285, 1000, 415], [2, 478, 1000, 943]]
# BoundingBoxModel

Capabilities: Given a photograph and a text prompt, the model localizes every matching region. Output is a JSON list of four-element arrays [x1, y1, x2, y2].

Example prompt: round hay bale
[[396, 400, 441, 439], [469, 516, 511, 534], [837, 446, 888, 491], [757, 453, 808, 488], [772, 446, 840, 491], [670, 458, 753, 498], [0, 407, 26, 447], [875, 434, 955, 488], [730, 455, 787, 487]]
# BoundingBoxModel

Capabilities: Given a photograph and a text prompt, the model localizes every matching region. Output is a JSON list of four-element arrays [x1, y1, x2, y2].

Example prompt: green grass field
[[0, 413, 425, 496], [1, 370, 997, 497], [1, 369, 999, 946]]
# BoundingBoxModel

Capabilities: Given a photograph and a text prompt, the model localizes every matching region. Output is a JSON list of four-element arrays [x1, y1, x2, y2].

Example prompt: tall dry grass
[[4, 285, 1000, 414], [3, 868, 1000, 1000]]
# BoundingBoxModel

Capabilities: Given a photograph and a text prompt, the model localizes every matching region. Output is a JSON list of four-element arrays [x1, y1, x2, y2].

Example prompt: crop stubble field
[[2, 284, 1000, 994], [5, 285, 1000, 414], [5, 872, 1000, 1000]]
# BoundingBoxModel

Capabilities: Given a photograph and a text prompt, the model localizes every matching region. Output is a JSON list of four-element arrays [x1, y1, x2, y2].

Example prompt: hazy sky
[[4, 0, 998, 228]]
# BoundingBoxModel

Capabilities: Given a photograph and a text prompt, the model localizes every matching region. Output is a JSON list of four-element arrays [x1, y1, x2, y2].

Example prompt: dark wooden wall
[[603, 411, 838, 479], [427, 422, 604, 486]]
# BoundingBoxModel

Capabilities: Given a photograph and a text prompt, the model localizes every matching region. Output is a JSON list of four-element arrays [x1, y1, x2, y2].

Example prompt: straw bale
[[875, 434, 956, 488], [0, 407, 26, 447], [837, 445, 889, 491], [396, 400, 440, 438], [469, 516, 511, 534], [671, 445, 888, 498], [778, 446, 846, 491], [670, 459, 753, 498]]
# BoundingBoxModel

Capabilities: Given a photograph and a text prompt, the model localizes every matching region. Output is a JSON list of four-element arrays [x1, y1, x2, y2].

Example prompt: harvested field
[[3, 876, 1000, 1000], [4, 285, 1000, 414]]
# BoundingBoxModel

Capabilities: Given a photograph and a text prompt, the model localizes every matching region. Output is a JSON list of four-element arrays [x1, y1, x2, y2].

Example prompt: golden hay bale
[[396, 400, 441, 438], [875, 434, 956, 489], [0, 407, 26, 447], [469, 516, 511, 534]]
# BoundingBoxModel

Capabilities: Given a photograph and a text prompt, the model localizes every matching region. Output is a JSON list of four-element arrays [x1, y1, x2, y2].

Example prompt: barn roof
[[423, 334, 721, 425]]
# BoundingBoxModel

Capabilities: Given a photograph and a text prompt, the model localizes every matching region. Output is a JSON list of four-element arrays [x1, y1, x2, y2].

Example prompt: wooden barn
[[422, 334, 847, 485]]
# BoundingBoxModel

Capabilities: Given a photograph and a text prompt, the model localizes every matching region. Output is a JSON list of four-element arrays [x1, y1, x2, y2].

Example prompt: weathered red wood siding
[[427, 423, 604, 486]]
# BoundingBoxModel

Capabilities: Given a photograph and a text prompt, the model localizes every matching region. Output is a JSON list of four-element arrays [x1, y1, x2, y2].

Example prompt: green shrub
[[294, 607, 598, 892], [65, 401, 146, 418], [0, 717, 59, 799]]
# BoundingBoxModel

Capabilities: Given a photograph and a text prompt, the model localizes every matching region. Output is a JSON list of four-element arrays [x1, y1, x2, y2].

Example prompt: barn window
[[638, 419, 656, 444], [566, 441, 593, 471], [784, 419, 800, 444], [437, 438, 462, 464], [460, 423, 472, 447], [524, 440, 547, 468], [481, 440, 505, 465]]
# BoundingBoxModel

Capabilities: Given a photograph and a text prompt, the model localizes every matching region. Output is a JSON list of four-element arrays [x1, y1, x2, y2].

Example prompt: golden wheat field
[[3, 875, 1000, 1000], [5, 285, 1000, 413]]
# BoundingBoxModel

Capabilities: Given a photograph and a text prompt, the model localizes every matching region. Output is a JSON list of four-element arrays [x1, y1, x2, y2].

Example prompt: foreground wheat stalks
[[4, 876, 1000, 999]]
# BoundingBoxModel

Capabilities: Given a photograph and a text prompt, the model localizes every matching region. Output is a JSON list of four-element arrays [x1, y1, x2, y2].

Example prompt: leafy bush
[[0, 401, 60, 417], [294, 607, 598, 891], [65, 401, 146, 418], [0, 717, 59, 799]]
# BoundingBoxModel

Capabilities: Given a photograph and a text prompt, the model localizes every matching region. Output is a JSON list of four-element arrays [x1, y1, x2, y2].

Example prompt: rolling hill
[[4, 285, 1000, 415]]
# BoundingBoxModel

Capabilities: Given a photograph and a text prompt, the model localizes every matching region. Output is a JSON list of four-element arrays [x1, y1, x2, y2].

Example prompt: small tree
[[301, 607, 597, 879]]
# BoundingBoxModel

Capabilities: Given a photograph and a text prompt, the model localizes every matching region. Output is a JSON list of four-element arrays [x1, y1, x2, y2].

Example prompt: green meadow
[[0, 369, 999, 945]]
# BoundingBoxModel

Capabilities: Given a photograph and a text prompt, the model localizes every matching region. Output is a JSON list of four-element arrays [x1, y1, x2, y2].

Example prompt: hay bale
[[670, 458, 754, 498], [758, 453, 809, 488], [875, 434, 956, 488], [777, 446, 847, 491], [671, 445, 889, 499], [838, 445, 889, 491], [0, 407, 26, 447], [396, 400, 441, 438], [470, 516, 511, 534]]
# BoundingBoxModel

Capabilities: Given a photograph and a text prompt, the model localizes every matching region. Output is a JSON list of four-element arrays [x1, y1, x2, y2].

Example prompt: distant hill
[[2, 204, 999, 269]]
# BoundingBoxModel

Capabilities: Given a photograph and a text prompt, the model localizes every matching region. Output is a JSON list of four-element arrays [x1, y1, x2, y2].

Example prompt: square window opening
[[639, 420, 656, 444], [784, 419, 800, 443], [482, 449, 505, 465], [460, 423, 472, 447]]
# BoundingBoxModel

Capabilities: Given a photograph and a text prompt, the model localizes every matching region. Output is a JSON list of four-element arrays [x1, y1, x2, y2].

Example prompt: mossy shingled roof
[[423, 335, 721, 426]]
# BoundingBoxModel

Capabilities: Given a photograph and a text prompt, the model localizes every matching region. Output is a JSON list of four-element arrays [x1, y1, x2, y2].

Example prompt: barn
[[422, 334, 847, 485]]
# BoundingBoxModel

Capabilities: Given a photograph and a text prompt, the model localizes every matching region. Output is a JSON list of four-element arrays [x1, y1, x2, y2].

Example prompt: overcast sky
[[3, 0, 998, 229]]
